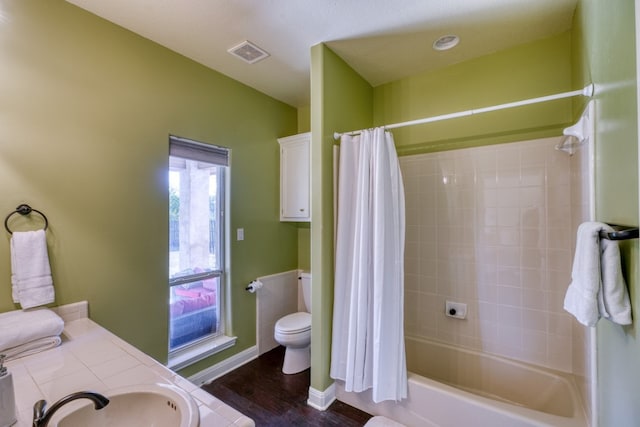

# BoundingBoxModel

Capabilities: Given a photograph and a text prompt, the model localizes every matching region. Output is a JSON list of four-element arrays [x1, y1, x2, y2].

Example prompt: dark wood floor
[[202, 346, 373, 426]]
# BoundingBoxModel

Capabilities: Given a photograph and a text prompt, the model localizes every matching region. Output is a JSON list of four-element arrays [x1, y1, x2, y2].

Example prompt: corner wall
[[573, 1, 640, 426], [309, 44, 373, 393]]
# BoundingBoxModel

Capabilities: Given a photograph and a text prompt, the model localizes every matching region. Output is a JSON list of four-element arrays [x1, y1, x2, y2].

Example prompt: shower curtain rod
[[333, 84, 594, 140]]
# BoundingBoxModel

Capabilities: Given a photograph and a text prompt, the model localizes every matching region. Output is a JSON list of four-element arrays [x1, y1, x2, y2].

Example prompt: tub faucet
[[32, 391, 109, 427]]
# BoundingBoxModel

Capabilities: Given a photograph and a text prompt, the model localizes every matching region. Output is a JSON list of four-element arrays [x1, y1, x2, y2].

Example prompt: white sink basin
[[51, 383, 199, 427]]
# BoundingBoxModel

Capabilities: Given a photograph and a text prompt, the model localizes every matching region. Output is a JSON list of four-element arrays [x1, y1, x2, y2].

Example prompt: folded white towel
[[11, 230, 55, 309], [3, 336, 62, 361], [564, 222, 632, 326], [0, 308, 64, 354]]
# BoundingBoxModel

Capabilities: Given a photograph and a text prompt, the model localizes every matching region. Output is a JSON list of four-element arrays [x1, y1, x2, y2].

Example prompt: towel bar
[[600, 225, 639, 241], [4, 204, 49, 235]]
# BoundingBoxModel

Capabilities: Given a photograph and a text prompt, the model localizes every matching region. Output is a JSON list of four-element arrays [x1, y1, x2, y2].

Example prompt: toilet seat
[[275, 312, 311, 334]]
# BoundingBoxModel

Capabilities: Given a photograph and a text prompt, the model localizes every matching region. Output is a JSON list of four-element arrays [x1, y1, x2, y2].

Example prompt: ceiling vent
[[227, 40, 270, 64]]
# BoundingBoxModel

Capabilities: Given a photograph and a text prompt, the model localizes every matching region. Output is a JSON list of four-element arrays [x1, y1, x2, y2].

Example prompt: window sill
[[167, 335, 237, 371]]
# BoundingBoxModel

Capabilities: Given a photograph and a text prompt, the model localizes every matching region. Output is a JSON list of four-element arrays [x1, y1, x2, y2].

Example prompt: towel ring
[[4, 204, 49, 235]]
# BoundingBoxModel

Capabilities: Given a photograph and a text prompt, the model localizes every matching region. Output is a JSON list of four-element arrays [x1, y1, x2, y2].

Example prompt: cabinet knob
[[300, 209, 305, 212]]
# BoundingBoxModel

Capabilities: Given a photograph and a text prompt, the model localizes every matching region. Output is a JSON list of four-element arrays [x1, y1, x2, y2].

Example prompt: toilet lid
[[276, 312, 311, 333]]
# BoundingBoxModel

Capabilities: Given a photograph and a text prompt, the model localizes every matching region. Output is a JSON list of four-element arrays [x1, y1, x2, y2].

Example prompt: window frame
[[167, 135, 235, 370]]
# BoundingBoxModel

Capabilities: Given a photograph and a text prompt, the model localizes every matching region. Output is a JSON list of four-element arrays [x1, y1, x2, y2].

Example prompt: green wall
[[0, 0, 298, 375], [573, 1, 640, 426], [374, 32, 574, 155], [309, 44, 373, 391], [297, 106, 311, 134], [297, 225, 311, 272], [295, 105, 312, 272]]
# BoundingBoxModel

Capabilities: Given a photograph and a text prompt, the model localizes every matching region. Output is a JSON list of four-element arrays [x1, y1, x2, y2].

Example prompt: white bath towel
[[563, 222, 632, 326], [3, 336, 62, 361], [11, 229, 55, 309], [598, 232, 633, 325], [0, 308, 64, 356]]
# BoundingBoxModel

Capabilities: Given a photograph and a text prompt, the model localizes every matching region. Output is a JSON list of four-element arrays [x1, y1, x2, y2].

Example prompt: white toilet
[[274, 272, 311, 374]]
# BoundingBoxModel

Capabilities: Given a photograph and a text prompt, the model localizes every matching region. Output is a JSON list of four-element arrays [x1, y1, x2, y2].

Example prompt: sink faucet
[[32, 391, 110, 427]]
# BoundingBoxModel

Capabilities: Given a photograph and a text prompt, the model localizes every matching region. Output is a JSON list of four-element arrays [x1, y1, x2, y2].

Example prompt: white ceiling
[[65, 0, 578, 108]]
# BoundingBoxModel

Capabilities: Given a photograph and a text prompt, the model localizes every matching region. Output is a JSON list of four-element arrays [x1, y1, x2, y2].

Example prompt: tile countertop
[[5, 302, 253, 427]]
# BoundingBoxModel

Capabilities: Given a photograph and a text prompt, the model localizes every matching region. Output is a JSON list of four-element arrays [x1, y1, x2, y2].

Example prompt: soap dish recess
[[445, 300, 467, 319]]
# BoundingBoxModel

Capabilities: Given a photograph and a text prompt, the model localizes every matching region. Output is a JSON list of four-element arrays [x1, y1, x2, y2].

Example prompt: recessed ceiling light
[[227, 40, 270, 64], [433, 35, 460, 51]]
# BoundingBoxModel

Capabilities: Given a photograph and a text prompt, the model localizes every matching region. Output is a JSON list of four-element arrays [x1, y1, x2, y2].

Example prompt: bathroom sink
[[51, 383, 199, 427]]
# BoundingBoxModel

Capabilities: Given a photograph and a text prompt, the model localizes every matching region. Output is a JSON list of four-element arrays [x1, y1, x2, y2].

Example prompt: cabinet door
[[279, 134, 310, 221]]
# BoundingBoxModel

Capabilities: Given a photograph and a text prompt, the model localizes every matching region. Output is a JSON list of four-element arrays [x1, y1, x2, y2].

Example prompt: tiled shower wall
[[400, 137, 582, 373]]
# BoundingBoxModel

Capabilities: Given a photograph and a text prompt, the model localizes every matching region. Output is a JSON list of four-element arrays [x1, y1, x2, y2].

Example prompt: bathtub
[[335, 336, 588, 427]]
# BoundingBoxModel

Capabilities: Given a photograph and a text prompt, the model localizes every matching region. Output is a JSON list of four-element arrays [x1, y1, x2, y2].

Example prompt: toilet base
[[282, 345, 310, 374]]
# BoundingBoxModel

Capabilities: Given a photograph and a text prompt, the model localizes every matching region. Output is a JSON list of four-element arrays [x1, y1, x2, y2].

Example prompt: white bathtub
[[335, 336, 588, 427]]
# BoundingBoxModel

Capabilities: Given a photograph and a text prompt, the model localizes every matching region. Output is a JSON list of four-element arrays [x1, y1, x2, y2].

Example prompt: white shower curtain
[[330, 127, 407, 403]]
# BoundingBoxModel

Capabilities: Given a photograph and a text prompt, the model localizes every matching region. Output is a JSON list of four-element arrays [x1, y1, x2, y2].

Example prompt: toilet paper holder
[[245, 280, 263, 293]]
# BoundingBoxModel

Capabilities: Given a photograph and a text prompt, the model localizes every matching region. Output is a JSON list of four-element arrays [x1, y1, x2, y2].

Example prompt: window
[[168, 135, 234, 369]]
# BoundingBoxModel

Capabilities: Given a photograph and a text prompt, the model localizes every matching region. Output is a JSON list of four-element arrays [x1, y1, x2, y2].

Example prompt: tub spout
[[32, 391, 109, 427]]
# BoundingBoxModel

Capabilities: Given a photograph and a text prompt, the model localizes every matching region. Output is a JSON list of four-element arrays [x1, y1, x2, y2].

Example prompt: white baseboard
[[187, 345, 258, 386], [307, 382, 336, 411]]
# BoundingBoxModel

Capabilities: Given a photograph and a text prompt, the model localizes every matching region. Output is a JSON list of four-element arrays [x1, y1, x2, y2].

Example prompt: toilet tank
[[299, 272, 311, 313]]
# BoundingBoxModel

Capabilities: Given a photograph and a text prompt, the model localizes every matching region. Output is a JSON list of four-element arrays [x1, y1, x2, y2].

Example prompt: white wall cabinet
[[278, 132, 310, 222]]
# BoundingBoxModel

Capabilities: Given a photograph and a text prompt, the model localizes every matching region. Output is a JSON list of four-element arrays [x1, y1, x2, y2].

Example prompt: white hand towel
[[564, 222, 632, 326], [3, 336, 62, 361], [10, 229, 55, 309], [598, 237, 632, 325], [0, 308, 64, 354]]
